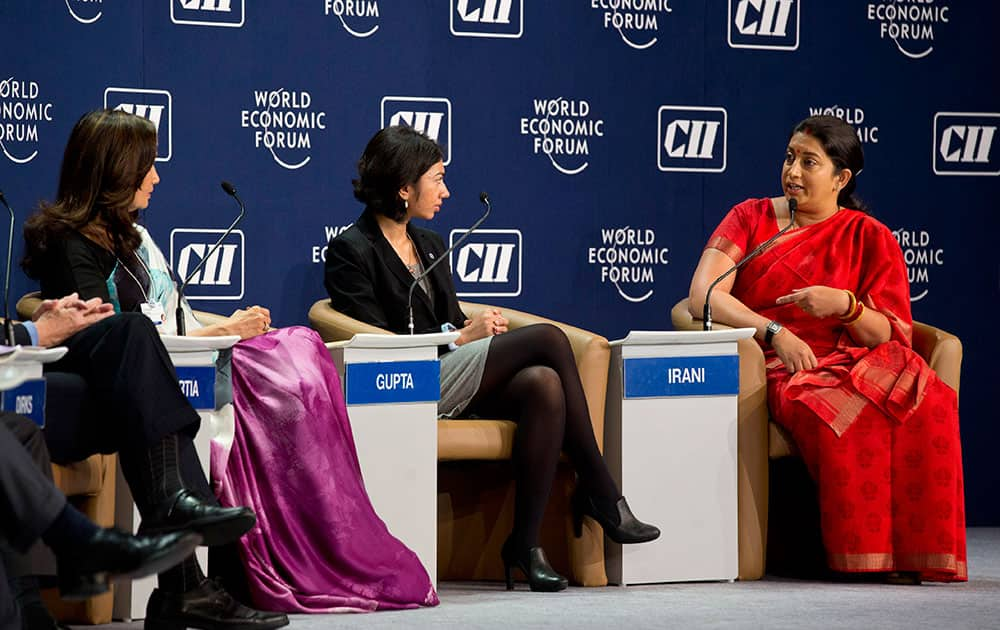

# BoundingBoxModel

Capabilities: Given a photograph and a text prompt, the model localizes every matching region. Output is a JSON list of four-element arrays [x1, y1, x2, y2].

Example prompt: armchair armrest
[[307, 299, 390, 342], [16, 292, 42, 320], [912, 321, 962, 395]]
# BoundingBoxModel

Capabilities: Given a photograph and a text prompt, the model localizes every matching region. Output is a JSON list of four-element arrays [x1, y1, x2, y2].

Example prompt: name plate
[[175, 366, 216, 410], [1, 378, 47, 427], [623, 355, 739, 398], [345, 360, 440, 405]]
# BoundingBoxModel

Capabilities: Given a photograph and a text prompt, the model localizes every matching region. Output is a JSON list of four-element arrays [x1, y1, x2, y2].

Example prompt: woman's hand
[[775, 286, 851, 319], [457, 308, 507, 345], [223, 305, 271, 339], [771, 328, 817, 374]]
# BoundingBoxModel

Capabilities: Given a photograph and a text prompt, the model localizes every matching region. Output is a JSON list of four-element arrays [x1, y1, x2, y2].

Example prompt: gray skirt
[[438, 336, 492, 417]]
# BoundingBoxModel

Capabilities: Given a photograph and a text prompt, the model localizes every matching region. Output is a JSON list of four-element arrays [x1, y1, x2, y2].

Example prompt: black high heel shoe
[[572, 491, 660, 544], [501, 537, 568, 592]]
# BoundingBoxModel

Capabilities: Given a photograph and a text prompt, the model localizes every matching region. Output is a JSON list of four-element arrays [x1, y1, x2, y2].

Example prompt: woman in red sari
[[688, 115, 966, 583]]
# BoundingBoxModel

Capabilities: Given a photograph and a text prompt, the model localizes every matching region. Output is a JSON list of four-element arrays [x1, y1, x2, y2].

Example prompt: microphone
[[702, 198, 797, 331], [175, 181, 246, 335], [0, 190, 14, 346], [407, 191, 492, 335]]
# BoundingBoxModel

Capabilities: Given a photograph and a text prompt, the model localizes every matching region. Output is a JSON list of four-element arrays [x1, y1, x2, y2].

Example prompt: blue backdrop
[[1, 1, 998, 524]]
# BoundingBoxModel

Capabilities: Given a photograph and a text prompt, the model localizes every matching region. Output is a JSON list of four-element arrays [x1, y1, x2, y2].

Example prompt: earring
[[404, 199, 409, 210]]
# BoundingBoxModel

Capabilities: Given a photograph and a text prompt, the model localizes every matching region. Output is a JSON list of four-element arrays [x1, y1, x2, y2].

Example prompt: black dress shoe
[[572, 492, 661, 545], [57, 528, 202, 600], [144, 578, 289, 630], [140, 490, 256, 547], [500, 537, 568, 592]]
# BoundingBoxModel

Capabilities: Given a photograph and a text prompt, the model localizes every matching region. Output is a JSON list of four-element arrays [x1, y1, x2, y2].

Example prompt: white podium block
[[604, 329, 755, 585], [0, 347, 68, 425], [325, 332, 456, 586], [114, 334, 239, 622]]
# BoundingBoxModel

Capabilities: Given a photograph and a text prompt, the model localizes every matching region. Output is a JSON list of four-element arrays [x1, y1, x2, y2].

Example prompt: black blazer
[[324, 208, 467, 337]]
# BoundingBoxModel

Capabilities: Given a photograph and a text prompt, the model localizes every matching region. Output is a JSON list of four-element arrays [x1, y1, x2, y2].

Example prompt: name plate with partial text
[[623, 355, 739, 398], [1, 378, 47, 427], [345, 360, 440, 405], [174, 365, 216, 411]]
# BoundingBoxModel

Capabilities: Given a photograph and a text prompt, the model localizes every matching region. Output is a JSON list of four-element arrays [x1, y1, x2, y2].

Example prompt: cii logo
[[449, 229, 521, 297], [450, 0, 523, 39], [657, 106, 727, 173], [171, 0, 245, 27], [728, 0, 799, 51], [933, 112, 999, 176], [170, 229, 245, 300], [104, 88, 172, 162], [381, 97, 452, 165]]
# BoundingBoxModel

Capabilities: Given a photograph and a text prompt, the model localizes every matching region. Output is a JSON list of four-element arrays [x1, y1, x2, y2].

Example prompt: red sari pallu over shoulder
[[706, 198, 966, 581]]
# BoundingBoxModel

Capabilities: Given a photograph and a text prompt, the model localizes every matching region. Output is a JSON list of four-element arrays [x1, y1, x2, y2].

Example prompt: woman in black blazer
[[325, 127, 659, 592]]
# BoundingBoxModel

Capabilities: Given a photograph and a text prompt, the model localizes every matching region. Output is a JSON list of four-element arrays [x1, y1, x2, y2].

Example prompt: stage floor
[[83, 528, 1000, 630]]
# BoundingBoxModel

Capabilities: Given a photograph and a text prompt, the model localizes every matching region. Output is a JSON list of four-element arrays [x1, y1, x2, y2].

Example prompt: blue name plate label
[[623, 355, 739, 399], [2, 379, 47, 427], [175, 366, 216, 411], [346, 360, 440, 405]]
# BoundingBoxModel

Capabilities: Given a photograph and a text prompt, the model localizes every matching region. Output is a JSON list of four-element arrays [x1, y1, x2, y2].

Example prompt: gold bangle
[[843, 302, 865, 325], [839, 290, 858, 321]]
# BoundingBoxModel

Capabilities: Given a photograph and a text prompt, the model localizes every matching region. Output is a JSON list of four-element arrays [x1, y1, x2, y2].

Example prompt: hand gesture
[[775, 286, 851, 319], [225, 305, 271, 340], [459, 308, 508, 344], [771, 327, 817, 374], [31, 293, 115, 347]]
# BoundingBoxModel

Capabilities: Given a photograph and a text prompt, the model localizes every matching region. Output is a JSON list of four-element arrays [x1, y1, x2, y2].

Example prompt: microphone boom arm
[[407, 194, 492, 335]]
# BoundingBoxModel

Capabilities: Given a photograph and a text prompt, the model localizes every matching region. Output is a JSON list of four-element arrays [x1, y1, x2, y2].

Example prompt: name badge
[[345, 360, 440, 405], [141, 301, 166, 326], [1, 378, 47, 427], [623, 355, 740, 399]]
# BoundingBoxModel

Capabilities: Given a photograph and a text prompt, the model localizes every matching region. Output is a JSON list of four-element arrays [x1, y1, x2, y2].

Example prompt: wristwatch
[[764, 321, 783, 345]]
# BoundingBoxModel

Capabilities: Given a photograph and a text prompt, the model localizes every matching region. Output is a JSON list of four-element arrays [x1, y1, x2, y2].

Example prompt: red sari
[[707, 198, 967, 581]]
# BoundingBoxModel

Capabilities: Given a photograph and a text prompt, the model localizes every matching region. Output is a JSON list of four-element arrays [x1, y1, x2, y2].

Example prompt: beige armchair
[[309, 298, 611, 586], [670, 297, 963, 580]]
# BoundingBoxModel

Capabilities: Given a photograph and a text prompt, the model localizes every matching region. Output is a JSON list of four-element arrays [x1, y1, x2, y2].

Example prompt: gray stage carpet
[[82, 528, 1000, 629]]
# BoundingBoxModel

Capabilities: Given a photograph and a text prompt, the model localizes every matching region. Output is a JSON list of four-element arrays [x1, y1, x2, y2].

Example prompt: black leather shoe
[[144, 578, 289, 630], [57, 528, 202, 600], [572, 492, 660, 544], [501, 537, 568, 592], [140, 490, 256, 547]]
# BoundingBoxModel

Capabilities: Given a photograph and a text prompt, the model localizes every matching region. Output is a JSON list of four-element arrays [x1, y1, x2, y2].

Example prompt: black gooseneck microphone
[[702, 198, 797, 331], [0, 190, 15, 346], [175, 181, 246, 335], [407, 191, 492, 335]]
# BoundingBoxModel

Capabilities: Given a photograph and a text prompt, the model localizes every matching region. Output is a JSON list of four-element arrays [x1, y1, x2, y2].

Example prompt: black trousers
[[42, 313, 212, 503], [0, 415, 66, 628]]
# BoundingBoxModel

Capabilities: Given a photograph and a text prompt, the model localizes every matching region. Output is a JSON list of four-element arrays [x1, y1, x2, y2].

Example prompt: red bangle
[[842, 302, 865, 325], [839, 290, 859, 321]]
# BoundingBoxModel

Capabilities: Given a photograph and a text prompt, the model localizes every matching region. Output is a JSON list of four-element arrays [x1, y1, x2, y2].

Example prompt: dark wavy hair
[[790, 115, 867, 213], [353, 126, 444, 221], [22, 109, 157, 277]]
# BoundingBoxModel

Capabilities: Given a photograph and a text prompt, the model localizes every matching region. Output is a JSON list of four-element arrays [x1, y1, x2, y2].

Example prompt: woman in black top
[[325, 126, 660, 592]]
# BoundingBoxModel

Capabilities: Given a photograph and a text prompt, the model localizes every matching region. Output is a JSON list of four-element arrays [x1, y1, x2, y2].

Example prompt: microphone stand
[[0, 191, 16, 346], [408, 192, 492, 335], [175, 181, 245, 335], [703, 198, 797, 331]]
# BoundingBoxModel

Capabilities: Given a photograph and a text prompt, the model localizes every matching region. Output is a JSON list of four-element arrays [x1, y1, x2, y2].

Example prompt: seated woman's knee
[[513, 365, 565, 417], [525, 323, 571, 351]]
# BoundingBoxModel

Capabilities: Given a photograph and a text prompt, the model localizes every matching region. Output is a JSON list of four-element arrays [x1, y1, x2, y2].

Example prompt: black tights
[[465, 324, 619, 549]]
